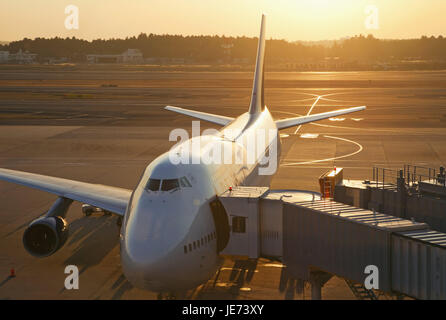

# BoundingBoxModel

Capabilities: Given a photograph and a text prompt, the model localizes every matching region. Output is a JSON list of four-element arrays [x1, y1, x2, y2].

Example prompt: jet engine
[[22, 197, 73, 258], [23, 216, 69, 257]]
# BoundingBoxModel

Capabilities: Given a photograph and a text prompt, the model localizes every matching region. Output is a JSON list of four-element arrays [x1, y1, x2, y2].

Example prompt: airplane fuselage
[[120, 107, 281, 293]]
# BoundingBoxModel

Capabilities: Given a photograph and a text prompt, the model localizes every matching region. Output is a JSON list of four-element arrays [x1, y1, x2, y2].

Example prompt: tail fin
[[248, 14, 266, 114]]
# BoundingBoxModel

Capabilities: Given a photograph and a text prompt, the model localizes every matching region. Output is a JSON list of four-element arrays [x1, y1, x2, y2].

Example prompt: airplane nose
[[120, 241, 166, 291], [120, 202, 190, 291], [120, 218, 171, 290]]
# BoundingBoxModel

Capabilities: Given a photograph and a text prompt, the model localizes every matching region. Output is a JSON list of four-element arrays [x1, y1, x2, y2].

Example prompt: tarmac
[[0, 66, 445, 299]]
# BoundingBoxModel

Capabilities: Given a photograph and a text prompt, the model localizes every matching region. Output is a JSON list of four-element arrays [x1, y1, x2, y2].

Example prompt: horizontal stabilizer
[[275, 106, 366, 130], [165, 106, 234, 126]]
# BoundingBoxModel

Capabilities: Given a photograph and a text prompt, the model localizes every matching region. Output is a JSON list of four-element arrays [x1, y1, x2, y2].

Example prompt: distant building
[[0, 51, 9, 63], [122, 49, 143, 63], [9, 49, 37, 63], [0, 49, 37, 64], [46, 57, 69, 64], [87, 49, 143, 64], [221, 43, 234, 63], [144, 57, 190, 65], [145, 57, 159, 64], [86, 53, 121, 64]]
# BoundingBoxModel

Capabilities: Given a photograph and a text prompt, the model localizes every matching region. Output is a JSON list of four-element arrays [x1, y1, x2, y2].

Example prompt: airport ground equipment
[[319, 167, 343, 198], [217, 185, 446, 300]]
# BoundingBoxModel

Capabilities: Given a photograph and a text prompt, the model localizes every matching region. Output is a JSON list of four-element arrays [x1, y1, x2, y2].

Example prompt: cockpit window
[[145, 176, 192, 192], [161, 179, 179, 191], [146, 179, 161, 191]]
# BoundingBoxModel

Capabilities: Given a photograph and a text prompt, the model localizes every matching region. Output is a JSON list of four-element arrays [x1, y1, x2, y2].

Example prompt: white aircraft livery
[[0, 15, 365, 298]]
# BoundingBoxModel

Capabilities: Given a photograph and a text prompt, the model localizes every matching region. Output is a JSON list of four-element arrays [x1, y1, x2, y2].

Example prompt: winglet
[[248, 14, 267, 114]]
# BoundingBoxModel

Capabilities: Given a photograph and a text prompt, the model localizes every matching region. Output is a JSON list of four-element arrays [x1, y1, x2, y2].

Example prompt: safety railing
[[372, 167, 400, 189], [404, 164, 445, 186]]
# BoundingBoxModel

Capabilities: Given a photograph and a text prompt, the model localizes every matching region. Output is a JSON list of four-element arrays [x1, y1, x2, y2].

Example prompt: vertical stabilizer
[[248, 14, 266, 114]]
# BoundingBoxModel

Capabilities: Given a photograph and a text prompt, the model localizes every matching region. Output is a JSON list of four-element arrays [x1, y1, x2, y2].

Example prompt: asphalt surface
[[0, 67, 445, 299]]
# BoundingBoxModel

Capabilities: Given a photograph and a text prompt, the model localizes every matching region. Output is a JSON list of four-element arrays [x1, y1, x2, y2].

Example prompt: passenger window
[[161, 179, 179, 191], [146, 179, 160, 191], [184, 246, 187, 254], [189, 244, 192, 251], [179, 176, 192, 188]]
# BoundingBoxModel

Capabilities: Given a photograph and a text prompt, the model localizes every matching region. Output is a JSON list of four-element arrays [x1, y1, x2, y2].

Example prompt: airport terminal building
[[86, 49, 144, 64]]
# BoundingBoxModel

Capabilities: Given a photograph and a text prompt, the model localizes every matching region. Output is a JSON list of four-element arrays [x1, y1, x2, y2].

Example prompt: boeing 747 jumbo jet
[[0, 15, 365, 298]]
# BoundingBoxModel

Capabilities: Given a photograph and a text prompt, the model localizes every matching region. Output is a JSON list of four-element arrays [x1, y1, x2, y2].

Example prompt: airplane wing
[[165, 105, 234, 126], [0, 168, 131, 216], [275, 106, 366, 130]]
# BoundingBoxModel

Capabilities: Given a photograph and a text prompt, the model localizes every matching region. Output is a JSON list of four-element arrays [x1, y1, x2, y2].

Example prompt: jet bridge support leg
[[309, 271, 332, 300]]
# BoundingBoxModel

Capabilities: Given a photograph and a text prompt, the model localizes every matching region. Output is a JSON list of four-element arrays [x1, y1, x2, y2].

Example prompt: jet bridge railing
[[217, 186, 446, 299]]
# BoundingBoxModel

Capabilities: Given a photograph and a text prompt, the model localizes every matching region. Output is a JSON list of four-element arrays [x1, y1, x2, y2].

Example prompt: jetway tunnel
[[216, 186, 446, 300]]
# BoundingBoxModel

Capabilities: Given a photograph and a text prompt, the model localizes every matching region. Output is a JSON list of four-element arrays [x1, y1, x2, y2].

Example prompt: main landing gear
[[82, 204, 122, 232]]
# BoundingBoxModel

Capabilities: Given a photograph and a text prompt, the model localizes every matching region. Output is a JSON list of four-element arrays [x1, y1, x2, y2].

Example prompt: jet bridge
[[217, 186, 446, 300]]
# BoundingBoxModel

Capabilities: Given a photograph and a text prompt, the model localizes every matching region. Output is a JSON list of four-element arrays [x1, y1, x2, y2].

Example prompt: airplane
[[0, 15, 365, 299]]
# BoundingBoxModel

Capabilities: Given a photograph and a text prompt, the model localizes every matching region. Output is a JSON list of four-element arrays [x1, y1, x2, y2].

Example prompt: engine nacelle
[[23, 216, 69, 258]]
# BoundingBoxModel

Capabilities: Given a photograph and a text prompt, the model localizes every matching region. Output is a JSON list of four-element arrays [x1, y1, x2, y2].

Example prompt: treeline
[[1, 33, 445, 63]]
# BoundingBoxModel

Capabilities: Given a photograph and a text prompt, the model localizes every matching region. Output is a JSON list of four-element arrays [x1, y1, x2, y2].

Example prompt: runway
[[0, 66, 445, 299]]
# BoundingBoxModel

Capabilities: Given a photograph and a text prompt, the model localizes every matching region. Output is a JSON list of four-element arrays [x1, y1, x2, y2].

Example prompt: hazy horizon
[[1, 0, 445, 43], [2, 34, 445, 45]]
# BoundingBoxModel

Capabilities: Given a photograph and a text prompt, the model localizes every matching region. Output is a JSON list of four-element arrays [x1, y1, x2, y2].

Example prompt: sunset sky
[[0, 0, 445, 42]]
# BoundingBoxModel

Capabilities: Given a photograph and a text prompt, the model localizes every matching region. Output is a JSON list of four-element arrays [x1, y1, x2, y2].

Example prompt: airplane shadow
[[64, 215, 119, 273], [58, 214, 120, 294], [110, 274, 133, 300]]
